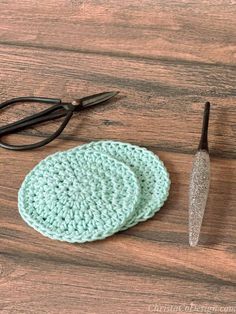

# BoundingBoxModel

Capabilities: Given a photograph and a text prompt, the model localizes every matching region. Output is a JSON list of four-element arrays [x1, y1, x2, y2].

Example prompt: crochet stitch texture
[[18, 141, 170, 242], [79, 141, 170, 229], [18, 149, 140, 242]]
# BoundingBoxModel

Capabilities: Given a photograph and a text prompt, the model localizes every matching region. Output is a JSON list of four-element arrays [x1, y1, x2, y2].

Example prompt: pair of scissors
[[0, 91, 118, 151]]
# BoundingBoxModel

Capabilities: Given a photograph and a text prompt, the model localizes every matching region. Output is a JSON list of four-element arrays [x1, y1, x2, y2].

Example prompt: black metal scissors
[[0, 91, 118, 151]]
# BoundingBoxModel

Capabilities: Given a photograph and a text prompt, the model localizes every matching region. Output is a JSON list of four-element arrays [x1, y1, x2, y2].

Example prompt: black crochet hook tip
[[74, 91, 120, 110], [198, 101, 210, 152]]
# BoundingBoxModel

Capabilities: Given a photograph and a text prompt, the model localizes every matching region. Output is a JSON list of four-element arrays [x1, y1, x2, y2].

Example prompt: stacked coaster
[[18, 141, 170, 243]]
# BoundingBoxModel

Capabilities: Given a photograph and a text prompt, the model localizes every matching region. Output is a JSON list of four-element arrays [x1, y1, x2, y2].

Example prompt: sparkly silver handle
[[189, 150, 210, 246]]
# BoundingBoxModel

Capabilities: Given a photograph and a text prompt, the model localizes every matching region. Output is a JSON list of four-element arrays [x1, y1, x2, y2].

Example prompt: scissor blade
[[76, 91, 119, 110]]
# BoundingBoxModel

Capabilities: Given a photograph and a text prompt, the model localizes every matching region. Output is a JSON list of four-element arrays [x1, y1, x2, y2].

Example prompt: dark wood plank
[[0, 252, 235, 314], [0, 45, 235, 159], [0, 139, 235, 313], [1, 140, 236, 249], [0, 1, 236, 312], [0, 0, 236, 64]]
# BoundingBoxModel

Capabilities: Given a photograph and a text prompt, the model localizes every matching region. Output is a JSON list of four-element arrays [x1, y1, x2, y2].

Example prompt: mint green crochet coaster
[[79, 141, 170, 230], [18, 149, 140, 243]]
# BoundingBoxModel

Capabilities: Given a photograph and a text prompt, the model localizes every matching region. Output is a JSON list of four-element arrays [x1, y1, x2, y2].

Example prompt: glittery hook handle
[[189, 102, 211, 247]]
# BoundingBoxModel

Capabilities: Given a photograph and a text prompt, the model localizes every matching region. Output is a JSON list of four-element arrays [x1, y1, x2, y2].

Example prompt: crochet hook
[[189, 102, 211, 247]]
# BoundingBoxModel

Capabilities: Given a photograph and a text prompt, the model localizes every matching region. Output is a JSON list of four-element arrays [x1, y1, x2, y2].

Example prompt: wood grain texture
[[0, 0, 236, 313], [0, 0, 236, 64], [0, 141, 236, 313], [0, 45, 235, 158]]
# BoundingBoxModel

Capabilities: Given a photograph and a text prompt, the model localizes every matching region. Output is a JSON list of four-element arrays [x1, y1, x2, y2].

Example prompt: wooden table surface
[[0, 1, 236, 313]]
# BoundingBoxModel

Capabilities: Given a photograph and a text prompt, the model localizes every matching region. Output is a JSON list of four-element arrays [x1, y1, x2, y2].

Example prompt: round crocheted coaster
[[79, 141, 170, 229], [18, 149, 140, 243]]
